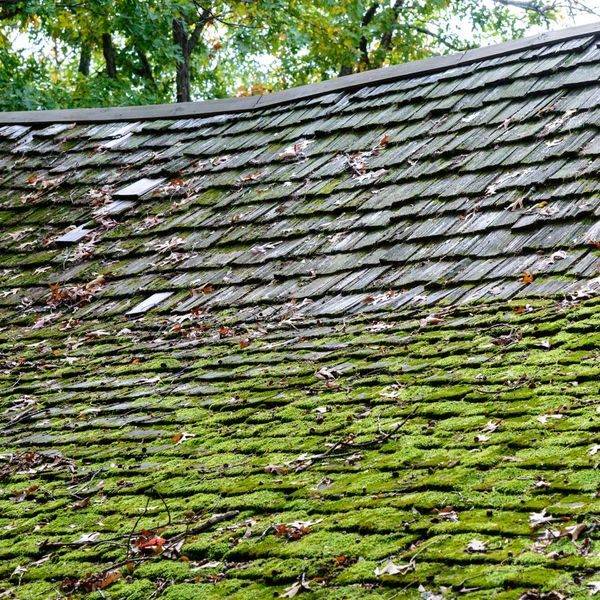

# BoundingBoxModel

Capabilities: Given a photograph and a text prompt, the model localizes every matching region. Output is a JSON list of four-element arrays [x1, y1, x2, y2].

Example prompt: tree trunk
[[173, 18, 191, 103], [379, 0, 405, 55], [339, 2, 379, 76], [102, 33, 117, 78], [78, 45, 91, 76], [135, 46, 155, 85]]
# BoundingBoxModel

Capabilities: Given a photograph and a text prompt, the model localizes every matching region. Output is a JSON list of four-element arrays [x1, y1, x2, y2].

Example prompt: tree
[[0, 0, 597, 111]]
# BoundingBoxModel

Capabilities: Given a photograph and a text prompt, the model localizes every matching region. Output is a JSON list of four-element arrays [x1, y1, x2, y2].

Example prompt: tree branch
[[102, 33, 117, 78], [492, 0, 556, 14], [78, 43, 91, 76], [379, 0, 405, 54], [135, 46, 154, 84], [409, 25, 468, 51], [188, 8, 211, 53], [358, 2, 380, 68]]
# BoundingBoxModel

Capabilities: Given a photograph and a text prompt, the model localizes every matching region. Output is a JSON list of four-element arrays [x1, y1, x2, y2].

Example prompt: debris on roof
[[0, 23, 599, 600]]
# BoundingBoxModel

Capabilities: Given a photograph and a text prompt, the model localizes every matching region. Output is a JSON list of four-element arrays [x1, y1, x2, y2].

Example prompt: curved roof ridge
[[1, 20, 600, 125]]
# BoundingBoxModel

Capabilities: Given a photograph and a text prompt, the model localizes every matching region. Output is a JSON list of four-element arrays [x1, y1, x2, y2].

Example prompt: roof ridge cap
[[1, 20, 599, 125]]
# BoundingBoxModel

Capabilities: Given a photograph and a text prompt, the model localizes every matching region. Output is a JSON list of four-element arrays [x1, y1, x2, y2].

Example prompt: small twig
[[127, 496, 151, 558], [354, 405, 418, 448], [39, 536, 125, 550], [259, 524, 275, 540], [167, 510, 240, 544], [293, 406, 418, 472], [69, 468, 103, 498], [154, 488, 172, 528]]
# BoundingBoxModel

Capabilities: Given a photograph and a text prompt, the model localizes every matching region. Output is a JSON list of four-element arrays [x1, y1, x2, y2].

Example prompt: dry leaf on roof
[[374, 134, 389, 151], [562, 523, 586, 541], [315, 366, 339, 381], [240, 170, 264, 182], [482, 419, 501, 433], [587, 581, 600, 595], [250, 242, 280, 254], [518, 591, 567, 600], [417, 585, 445, 600], [137, 214, 164, 231], [419, 313, 445, 327], [589, 445, 600, 456], [466, 539, 488, 553], [356, 168, 386, 183], [72, 497, 90, 510], [264, 464, 288, 475], [61, 570, 121, 593], [519, 272, 534, 284], [172, 432, 195, 445], [281, 578, 311, 598], [190, 285, 214, 295], [344, 453, 363, 466], [136, 535, 166, 551], [48, 275, 107, 308], [31, 313, 60, 330], [507, 197, 525, 211], [277, 139, 312, 161], [152, 236, 184, 253], [210, 155, 231, 168], [191, 561, 222, 571], [536, 414, 562, 424], [529, 509, 554, 529], [474, 433, 490, 443], [274, 520, 318, 541], [436, 507, 459, 522], [74, 532, 100, 544], [374, 560, 414, 576], [219, 325, 234, 338]]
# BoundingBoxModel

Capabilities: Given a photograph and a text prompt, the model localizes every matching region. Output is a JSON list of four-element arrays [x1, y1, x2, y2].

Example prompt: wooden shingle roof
[[0, 23, 599, 599]]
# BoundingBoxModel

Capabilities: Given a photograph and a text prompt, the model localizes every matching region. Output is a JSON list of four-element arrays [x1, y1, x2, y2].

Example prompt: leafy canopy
[[0, 0, 595, 110]]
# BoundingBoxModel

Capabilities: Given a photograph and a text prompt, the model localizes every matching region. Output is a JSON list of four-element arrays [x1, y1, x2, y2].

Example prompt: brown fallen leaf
[[172, 432, 195, 445], [240, 170, 264, 182], [61, 570, 121, 593], [561, 523, 586, 541], [519, 272, 534, 284], [190, 285, 214, 295], [219, 325, 234, 338], [264, 464, 288, 475], [72, 497, 91, 510]]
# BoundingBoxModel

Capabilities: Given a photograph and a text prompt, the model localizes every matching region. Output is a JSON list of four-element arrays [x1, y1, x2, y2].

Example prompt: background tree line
[[0, 0, 596, 111]]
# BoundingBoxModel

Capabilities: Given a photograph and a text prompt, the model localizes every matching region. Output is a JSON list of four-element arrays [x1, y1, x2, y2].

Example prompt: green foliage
[[0, 0, 590, 110]]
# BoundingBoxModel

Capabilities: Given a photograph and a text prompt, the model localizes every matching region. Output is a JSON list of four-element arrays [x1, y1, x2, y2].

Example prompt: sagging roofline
[[1, 20, 600, 126]]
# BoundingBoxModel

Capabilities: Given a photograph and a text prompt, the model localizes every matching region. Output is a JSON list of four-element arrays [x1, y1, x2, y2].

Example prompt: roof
[[1, 22, 600, 600]]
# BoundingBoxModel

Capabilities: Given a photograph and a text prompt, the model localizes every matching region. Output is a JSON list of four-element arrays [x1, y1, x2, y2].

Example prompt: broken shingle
[[126, 292, 174, 315], [113, 177, 166, 198], [55, 224, 93, 244]]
